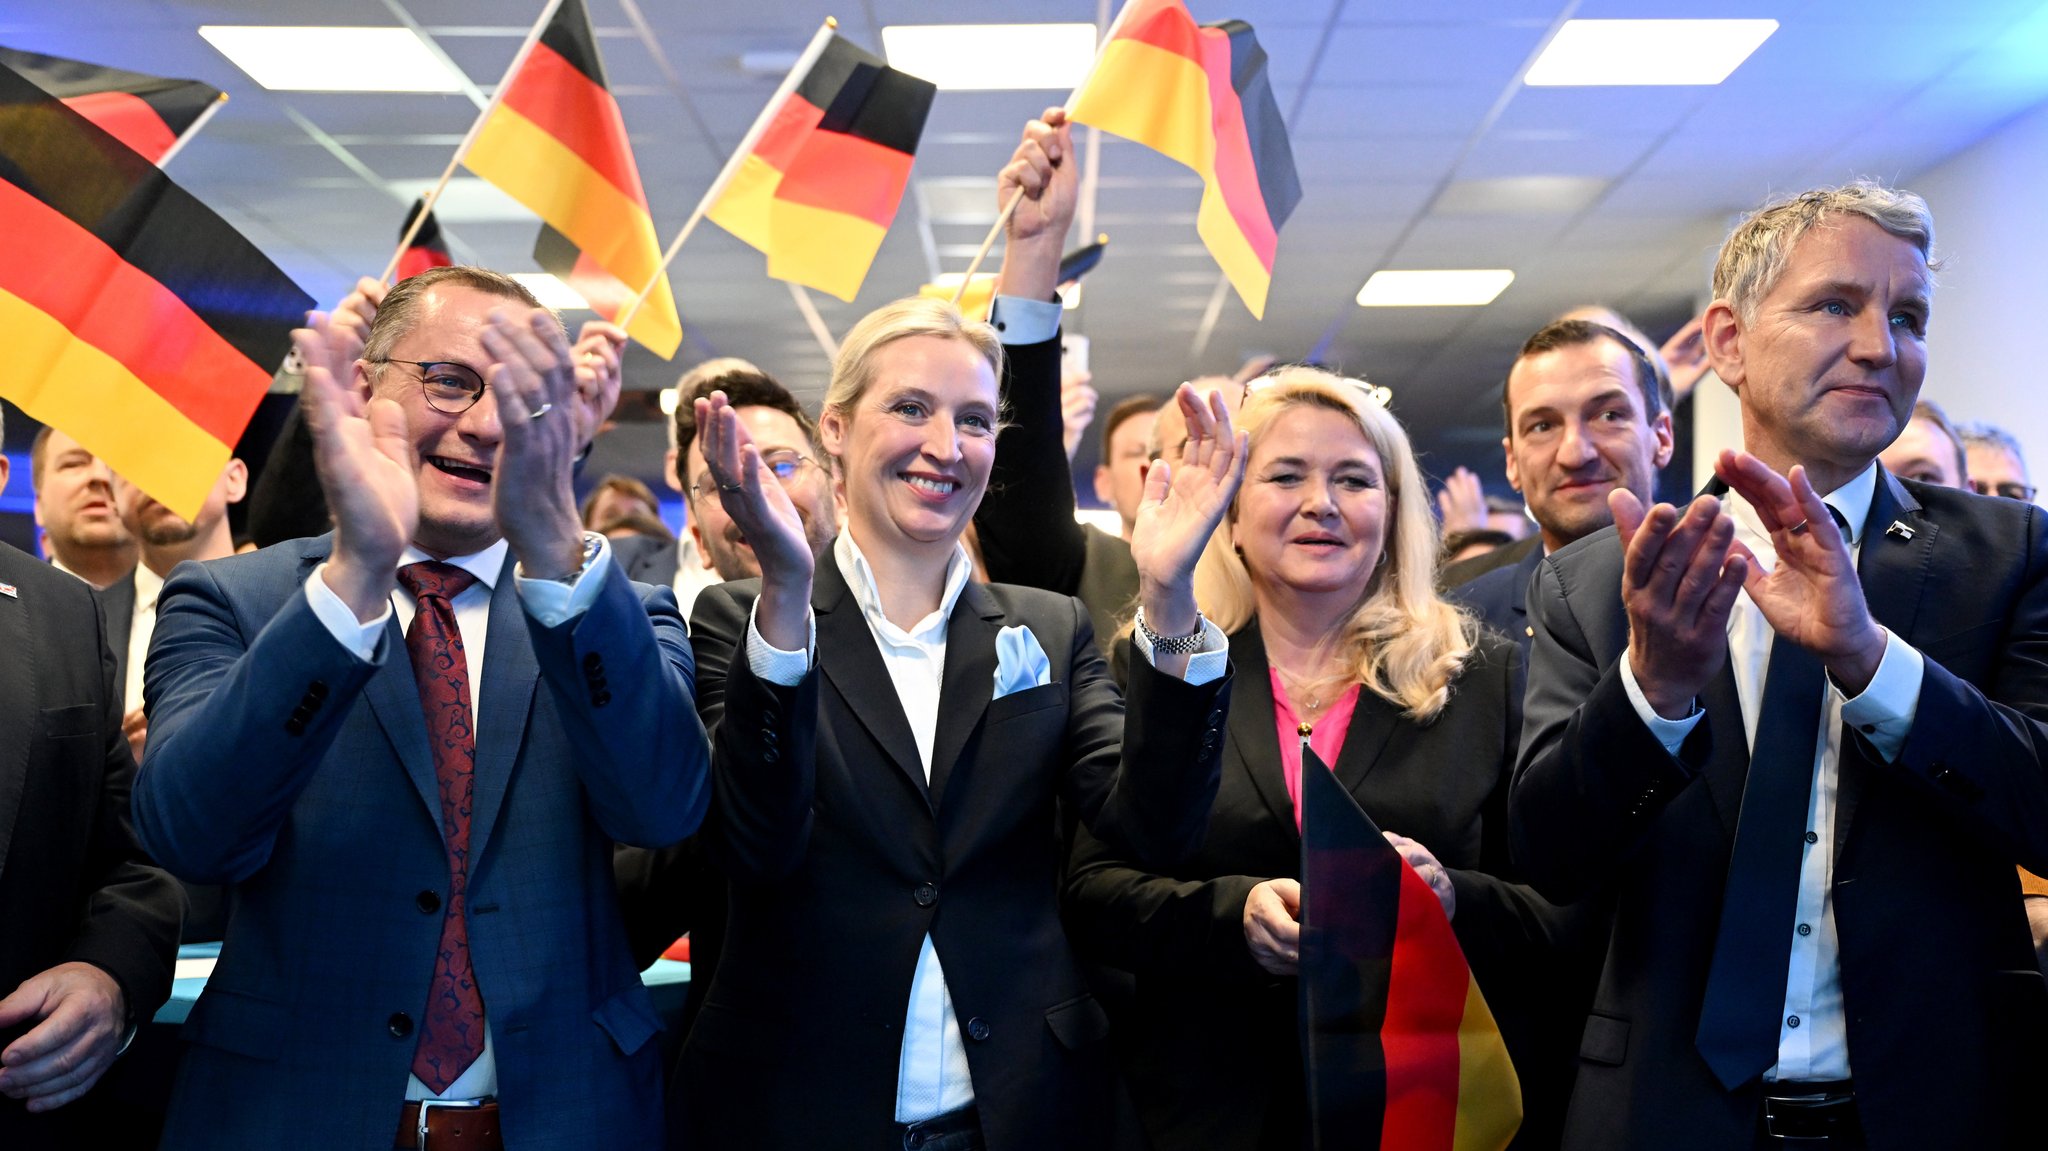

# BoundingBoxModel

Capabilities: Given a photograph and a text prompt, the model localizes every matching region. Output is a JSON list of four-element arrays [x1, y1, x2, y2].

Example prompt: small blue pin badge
[[1885, 520, 1916, 541]]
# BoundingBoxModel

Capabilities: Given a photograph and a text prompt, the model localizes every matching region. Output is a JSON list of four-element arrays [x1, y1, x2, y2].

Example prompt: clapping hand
[[296, 310, 416, 620], [697, 391, 815, 650], [1612, 488, 1746, 719], [570, 319, 627, 450], [479, 309, 587, 580], [1131, 383, 1248, 640], [1715, 449, 1887, 693]]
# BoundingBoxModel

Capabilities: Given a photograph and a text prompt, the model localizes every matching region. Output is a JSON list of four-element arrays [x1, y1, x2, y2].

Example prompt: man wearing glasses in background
[[1959, 421, 2037, 505], [613, 367, 838, 620]]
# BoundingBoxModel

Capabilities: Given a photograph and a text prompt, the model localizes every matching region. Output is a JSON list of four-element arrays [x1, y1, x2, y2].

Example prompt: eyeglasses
[[1970, 478, 2038, 502], [371, 358, 487, 414], [692, 449, 818, 500]]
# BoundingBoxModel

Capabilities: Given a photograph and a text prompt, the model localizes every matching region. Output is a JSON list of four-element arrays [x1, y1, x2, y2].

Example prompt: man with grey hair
[[1515, 181, 2048, 1149], [1960, 421, 2036, 505]]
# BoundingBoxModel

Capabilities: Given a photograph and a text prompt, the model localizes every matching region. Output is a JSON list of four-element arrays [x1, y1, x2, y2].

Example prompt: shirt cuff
[[1836, 627, 1923, 762], [306, 562, 389, 661], [744, 600, 817, 685], [1620, 654, 1703, 755], [517, 533, 612, 627], [989, 295, 1062, 346], [1131, 610, 1230, 686]]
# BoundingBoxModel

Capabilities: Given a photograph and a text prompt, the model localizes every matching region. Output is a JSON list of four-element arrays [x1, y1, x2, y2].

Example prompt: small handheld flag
[[0, 58, 312, 522], [1068, 0, 1301, 319], [707, 33, 936, 302], [395, 196, 453, 283], [459, 0, 682, 357], [0, 46, 224, 167], [1299, 742, 1521, 1151]]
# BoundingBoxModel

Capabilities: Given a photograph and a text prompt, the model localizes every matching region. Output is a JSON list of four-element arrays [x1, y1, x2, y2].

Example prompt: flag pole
[[377, 0, 567, 285], [788, 282, 839, 359], [615, 16, 839, 330], [157, 91, 227, 170], [948, 0, 1137, 304]]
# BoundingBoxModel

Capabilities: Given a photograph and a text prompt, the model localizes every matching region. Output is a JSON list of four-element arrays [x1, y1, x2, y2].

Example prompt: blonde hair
[[1198, 367, 1477, 721], [822, 297, 1003, 430]]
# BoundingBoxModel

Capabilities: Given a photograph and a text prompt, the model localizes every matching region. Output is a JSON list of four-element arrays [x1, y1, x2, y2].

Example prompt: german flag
[[0, 59, 310, 522], [396, 195, 454, 283], [708, 34, 935, 302], [1299, 745, 1521, 1151], [0, 46, 223, 166], [463, 0, 681, 358], [1068, 0, 1300, 319]]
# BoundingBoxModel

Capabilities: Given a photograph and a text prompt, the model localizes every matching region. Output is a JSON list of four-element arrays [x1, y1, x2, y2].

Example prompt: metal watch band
[[1135, 607, 1207, 655]]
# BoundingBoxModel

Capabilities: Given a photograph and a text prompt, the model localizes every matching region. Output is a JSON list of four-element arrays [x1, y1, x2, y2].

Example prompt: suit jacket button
[[966, 1017, 991, 1041], [763, 748, 779, 764], [307, 680, 329, 701], [285, 717, 306, 736], [388, 1012, 413, 1038], [913, 882, 938, 908], [416, 890, 441, 914], [583, 652, 602, 671], [592, 690, 612, 708]]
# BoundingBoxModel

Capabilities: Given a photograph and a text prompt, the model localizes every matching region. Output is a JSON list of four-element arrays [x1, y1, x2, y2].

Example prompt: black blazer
[[96, 569, 137, 710], [611, 533, 679, 586], [0, 544, 181, 1148], [1450, 540, 1545, 665], [1512, 469, 2048, 1150], [672, 557, 1231, 1151], [1064, 620, 1584, 1151], [1441, 533, 1541, 590]]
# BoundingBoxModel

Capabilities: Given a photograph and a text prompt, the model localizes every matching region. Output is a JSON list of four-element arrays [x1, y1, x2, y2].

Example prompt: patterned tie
[[397, 561, 486, 1092]]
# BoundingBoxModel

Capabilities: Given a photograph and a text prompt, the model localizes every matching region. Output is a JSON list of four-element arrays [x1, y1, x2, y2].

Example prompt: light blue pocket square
[[993, 625, 1053, 698]]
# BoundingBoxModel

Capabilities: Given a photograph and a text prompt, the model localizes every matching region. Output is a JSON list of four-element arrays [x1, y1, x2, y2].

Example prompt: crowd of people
[[4, 105, 2046, 1151]]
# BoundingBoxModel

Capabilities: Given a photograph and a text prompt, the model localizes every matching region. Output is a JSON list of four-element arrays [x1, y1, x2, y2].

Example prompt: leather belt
[[396, 1097, 502, 1151], [1760, 1081, 1860, 1146], [901, 1104, 981, 1150]]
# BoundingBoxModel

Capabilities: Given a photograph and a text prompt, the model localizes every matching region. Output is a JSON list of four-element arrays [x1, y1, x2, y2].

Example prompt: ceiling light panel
[[1525, 20, 1778, 86], [199, 26, 469, 92], [882, 24, 1097, 90], [1356, 270, 1515, 308]]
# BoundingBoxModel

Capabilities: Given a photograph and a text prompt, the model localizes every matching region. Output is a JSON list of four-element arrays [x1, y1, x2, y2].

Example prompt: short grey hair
[[1713, 180, 1940, 323], [1958, 420, 2029, 468], [361, 265, 555, 365]]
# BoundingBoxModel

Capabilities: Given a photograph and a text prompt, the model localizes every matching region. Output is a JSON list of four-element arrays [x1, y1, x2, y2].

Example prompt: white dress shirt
[[303, 533, 614, 1101], [672, 531, 724, 622], [1620, 463, 1923, 1082], [125, 562, 166, 710]]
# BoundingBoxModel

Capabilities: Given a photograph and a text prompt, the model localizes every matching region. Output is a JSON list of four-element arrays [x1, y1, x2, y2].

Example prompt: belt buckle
[[1761, 1088, 1848, 1141], [416, 1096, 489, 1150]]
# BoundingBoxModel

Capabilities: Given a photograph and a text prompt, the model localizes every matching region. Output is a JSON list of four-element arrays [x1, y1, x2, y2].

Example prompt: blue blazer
[[1449, 539, 1545, 664], [133, 536, 710, 1150]]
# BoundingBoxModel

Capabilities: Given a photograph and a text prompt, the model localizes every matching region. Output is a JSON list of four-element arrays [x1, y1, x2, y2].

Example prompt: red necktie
[[397, 561, 486, 1092]]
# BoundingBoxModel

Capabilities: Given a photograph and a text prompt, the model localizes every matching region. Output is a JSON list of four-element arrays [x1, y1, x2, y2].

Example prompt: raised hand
[[995, 108, 1080, 302], [1716, 449, 1888, 693], [479, 308, 586, 579], [1060, 365, 1098, 461], [329, 275, 388, 350], [1243, 878, 1302, 976], [1660, 313, 1711, 401], [1131, 383, 1248, 637], [297, 312, 415, 619], [570, 319, 628, 450], [1435, 466, 1487, 534], [1614, 488, 1747, 719], [697, 391, 815, 650]]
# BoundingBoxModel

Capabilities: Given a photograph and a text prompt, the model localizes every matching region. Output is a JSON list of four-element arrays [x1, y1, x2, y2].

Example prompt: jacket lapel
[[468, 552, 537, 859], [813, 558, 930, 806], [1331, 686, 1401, 808], [1224, 623, 1308, 838], [1837, 468, 1931, 851], [929, 581, 1002, 812], [359, 582, 442, 822], [0, 559, 32, 886]]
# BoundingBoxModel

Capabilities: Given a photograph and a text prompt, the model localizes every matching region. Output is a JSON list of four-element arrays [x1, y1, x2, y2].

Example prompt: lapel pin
[[1885, 520, 1916, 541], [0, 582, 16, 598]]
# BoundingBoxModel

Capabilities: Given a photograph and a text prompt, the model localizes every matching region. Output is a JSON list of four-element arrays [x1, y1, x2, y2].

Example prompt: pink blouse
[[1270, 669, 1362, 830]]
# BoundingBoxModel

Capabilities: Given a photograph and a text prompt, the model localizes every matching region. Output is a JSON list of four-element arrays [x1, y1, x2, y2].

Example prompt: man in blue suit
[[133, 266, 711, 1150], [1452, 318, 1674, 662]]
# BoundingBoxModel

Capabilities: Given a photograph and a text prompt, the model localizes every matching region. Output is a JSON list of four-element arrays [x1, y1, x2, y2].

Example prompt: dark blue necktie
[[1695, 504, 1848, 1089]]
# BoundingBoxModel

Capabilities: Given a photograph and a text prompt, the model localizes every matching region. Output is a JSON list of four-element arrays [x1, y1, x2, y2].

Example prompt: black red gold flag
[[396, 196, 454, 283], [0, 58, 310, 521], [709, 34, 935, 302], [0, 45, 223, 166], [463, 0, 681, 357], [1299, 744, 1521, 1151]]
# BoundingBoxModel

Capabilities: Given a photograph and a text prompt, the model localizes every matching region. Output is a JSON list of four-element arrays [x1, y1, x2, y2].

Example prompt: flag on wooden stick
[[1068, 0, 1300, 319], [0, 59, 310, 521], [708, 33, 936, 302], [462, 0, 682, 357], [1299, 743, 1522, 1151], [0, 45, 224, 166]]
